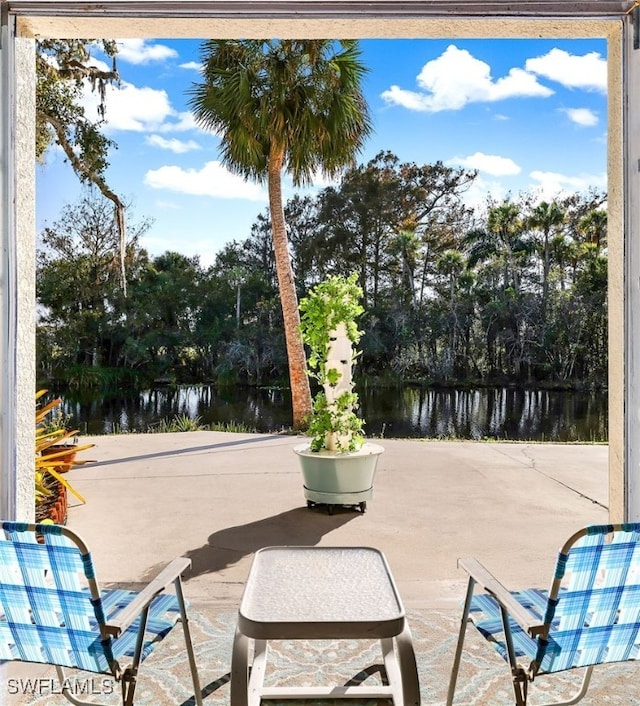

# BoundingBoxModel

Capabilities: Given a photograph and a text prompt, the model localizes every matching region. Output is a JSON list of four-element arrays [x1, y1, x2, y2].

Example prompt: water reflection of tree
[[63, 385, 607, 442]]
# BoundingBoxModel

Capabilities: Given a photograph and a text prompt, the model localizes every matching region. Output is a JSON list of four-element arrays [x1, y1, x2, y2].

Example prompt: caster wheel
[[359, 501, 367, 514], [327, 505, 335, 516]]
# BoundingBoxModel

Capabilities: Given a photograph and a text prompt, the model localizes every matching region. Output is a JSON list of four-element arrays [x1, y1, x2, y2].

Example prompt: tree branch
[[43, 111, 127, 295]]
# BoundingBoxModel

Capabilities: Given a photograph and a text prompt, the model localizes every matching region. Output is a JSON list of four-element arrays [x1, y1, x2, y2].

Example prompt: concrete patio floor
[[6, 432, 623, 705]]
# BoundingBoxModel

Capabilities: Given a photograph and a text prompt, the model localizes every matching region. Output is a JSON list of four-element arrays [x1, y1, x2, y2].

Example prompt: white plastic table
[[230, 546, 421, 705]]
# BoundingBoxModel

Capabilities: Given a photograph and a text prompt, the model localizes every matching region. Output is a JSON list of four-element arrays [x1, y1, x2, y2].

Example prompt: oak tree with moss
[[36, 40, 127, 287]]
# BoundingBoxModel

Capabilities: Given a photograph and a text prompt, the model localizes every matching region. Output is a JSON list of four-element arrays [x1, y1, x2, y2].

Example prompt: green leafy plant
[[299, 273, 366, 453], [150, 414, 206, 433]]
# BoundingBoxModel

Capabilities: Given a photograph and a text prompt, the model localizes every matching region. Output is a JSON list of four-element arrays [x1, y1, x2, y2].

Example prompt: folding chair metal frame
[[0, 521, 203, 706], [447, 523, 640, 706]]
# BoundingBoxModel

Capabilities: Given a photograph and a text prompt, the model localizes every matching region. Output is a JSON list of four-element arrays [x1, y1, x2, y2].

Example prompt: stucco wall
[[14, 37, 36, 521]]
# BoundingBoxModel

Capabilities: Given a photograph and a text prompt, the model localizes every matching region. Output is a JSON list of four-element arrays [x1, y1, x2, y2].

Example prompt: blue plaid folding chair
[[447, 523, 640, 706], [0, 521, 203, 706]]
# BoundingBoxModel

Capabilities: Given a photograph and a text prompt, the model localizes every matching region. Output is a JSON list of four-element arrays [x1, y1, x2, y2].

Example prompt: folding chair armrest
[[104, 557, 192, 637], [458, 557, 546, 637]]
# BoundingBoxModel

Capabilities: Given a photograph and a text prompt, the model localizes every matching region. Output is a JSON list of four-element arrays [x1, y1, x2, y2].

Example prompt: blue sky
[[36, 38, 608, 268]]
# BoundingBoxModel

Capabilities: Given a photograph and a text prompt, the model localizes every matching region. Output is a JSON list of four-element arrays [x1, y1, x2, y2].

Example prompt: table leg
[[396, 622, 421, 706], [230, 628, 250, 706], [381, 637, 402, 703], [247, 639, 268, 706]]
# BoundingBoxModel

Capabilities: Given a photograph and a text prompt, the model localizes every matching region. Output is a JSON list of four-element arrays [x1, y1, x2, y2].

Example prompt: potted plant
[[35, 390, 95, 524], [294, 272, 383, 514]]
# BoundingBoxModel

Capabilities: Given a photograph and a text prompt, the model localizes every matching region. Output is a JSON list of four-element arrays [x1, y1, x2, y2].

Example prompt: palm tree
[[578, 209, 608, 253], [435, 250, 465, 377], [188, 40, 372, 428], [486, 201, 526, 294], [390, 220, 421, 307], [527, 200, 565, 311]]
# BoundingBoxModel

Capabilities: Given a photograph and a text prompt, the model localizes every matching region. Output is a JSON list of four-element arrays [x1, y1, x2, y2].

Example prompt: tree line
[[37, 151, 607, 393]]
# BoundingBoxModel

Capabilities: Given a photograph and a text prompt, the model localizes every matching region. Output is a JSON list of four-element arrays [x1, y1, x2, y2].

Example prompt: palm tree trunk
[[268, 149, 313, 429]]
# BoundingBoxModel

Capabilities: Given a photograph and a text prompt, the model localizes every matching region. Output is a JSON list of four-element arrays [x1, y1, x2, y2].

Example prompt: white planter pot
[[293, 442, 384, 513]]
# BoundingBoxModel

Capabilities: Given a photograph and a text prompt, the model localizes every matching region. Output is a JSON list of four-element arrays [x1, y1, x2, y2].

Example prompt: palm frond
[[187, 39, 371, 186]]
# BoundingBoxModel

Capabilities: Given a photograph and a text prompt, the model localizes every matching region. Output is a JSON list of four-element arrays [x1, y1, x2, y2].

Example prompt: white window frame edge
[[0, 6, 18, 520], [624, 8, 640, 521]]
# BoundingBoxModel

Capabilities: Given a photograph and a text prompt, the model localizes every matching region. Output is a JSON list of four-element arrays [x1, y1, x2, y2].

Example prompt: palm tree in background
[[188, 39, 372, 428], [527, 200, 565, 312], [578, 209, 608, 253]]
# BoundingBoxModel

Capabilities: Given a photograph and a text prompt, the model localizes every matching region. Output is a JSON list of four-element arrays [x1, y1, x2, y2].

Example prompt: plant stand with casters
[[294, 441, 384, 514]]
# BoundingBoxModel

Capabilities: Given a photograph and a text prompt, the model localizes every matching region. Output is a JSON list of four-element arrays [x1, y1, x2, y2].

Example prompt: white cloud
[[144, 160, 267, 201], [146, 135, 201, 153], [460, 175, 510, 211], [459, 170, 607, 213], [176, 239, 218, 269], [157, 111, 205, 134], [381, 45, 553, 113], [81, 78, 207, 135], [179, 61, 203, 72], [525, 49, 607, 92], [529, 169, 607, 199], [86, 56, 111, 72], [82, 80, 174, 131], [450, 152, 521, 176], [562, 107, 599, 127], [116, 39, 178, 65], [152, 200, 182, 210], [381, 85, 430, 111]]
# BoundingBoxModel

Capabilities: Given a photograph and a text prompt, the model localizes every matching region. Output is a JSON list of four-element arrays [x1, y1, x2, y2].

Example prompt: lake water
[[60, 385, 608, 442]]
